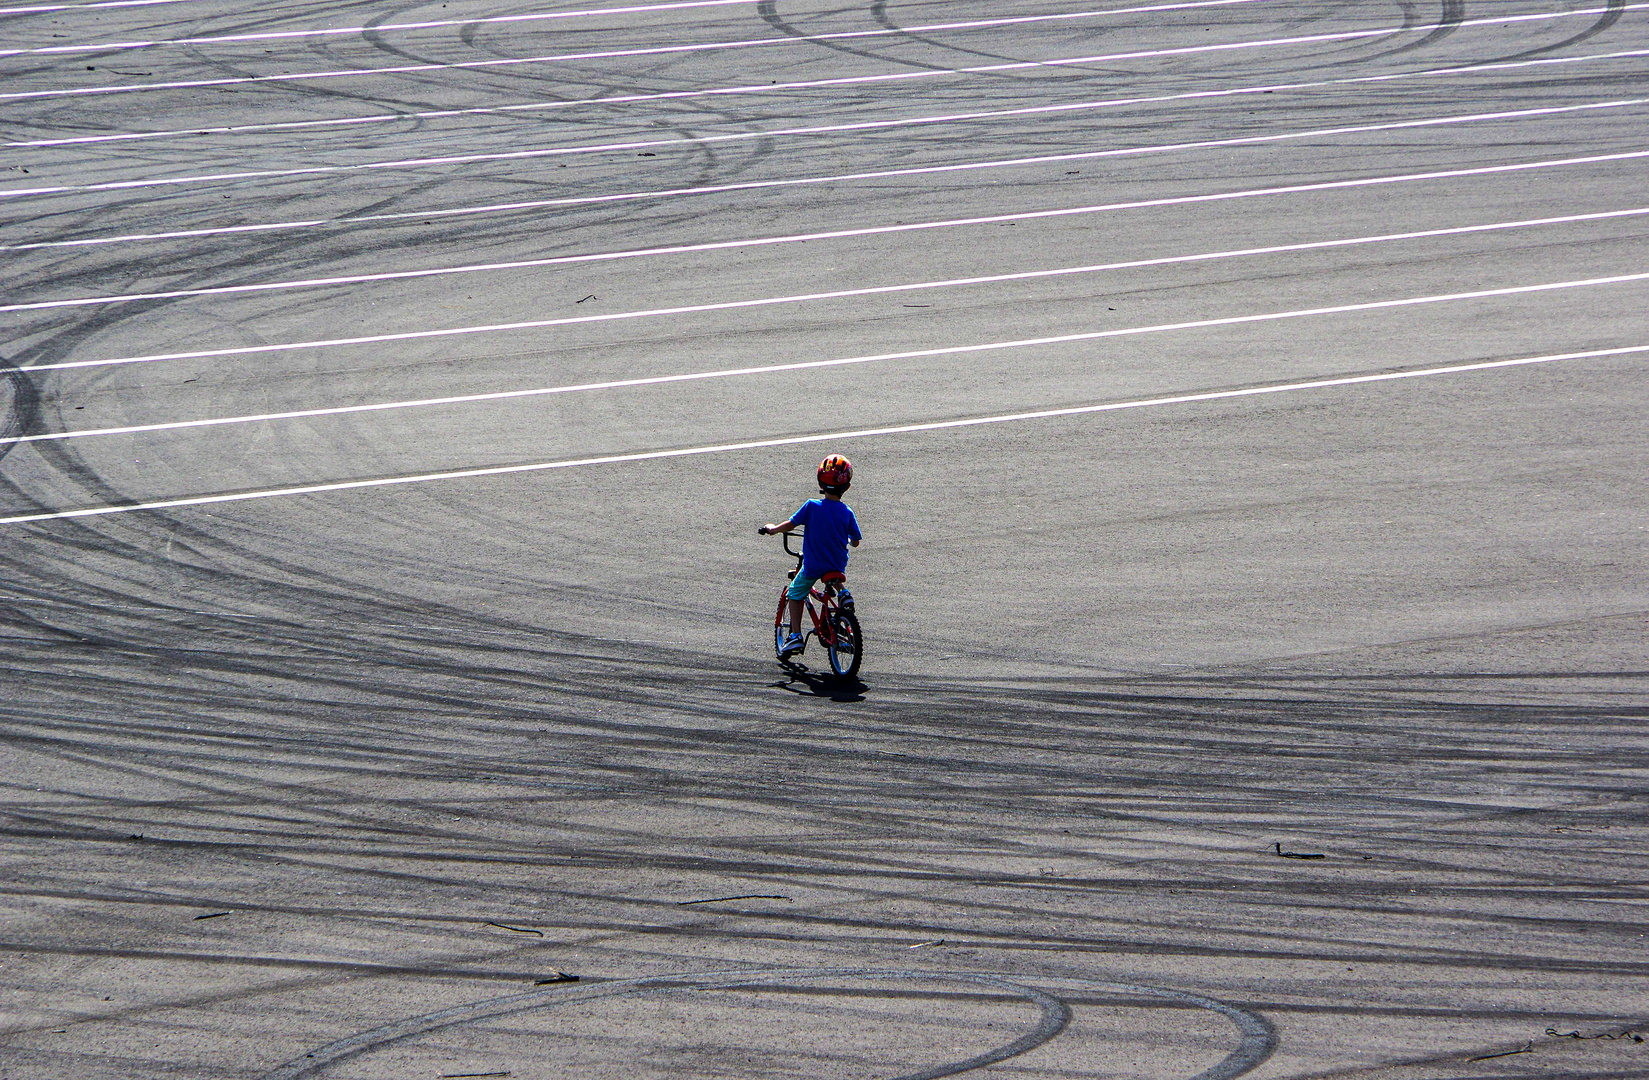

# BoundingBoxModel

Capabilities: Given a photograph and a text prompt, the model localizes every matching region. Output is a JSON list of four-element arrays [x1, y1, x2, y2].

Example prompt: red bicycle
[[763, 530, 862, 678]]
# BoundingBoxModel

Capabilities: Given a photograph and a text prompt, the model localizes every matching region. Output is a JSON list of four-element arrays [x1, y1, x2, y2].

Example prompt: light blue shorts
[[786, 574, 818, 602]]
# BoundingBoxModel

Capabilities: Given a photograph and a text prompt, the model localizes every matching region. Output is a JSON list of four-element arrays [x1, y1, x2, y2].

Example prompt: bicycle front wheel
[[774, 590, 791, 658], [826, 607, 862, 678]]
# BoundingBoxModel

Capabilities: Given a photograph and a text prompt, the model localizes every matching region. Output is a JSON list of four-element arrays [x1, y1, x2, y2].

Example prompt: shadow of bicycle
[[773, 664, 867, 702]]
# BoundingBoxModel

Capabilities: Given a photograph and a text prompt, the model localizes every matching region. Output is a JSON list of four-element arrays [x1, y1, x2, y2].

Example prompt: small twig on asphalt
[[439, 1072, 510, 1078], [1274, 842, 1325, 860], [533, 973, 578, 985], [908, 939, 945, 949], [677, 894, 790, 906], [1547, 1027, 1645, 1041], [193, 911, 232, 921], [1468, 1041, 1532, 1061], [484, 922, 543, 936]]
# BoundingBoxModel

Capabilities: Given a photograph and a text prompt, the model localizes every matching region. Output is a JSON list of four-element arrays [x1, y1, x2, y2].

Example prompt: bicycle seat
[[819, 572, 847, 583]]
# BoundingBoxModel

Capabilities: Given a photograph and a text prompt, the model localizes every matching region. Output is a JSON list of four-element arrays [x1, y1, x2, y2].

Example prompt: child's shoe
[[779, 633, 804, 657]]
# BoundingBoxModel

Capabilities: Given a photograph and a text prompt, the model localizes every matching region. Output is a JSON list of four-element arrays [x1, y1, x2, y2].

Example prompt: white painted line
[[0, 3, 1624, 104], [12, 269, 1646, 447], [0, 0, 1356, 150], [0, 0, 763, 56], [5, 99, 1643, 315], [11, 98, 1646, 254], [0, 0, 192, 12], [6, 41, 1641, 155], [4, 345, 1643, 526], [30, 204, 1649, 375], [7, 79, 1641, 204]]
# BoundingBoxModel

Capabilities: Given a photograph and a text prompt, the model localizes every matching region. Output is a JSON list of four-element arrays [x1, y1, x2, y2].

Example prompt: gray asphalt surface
[[2, 0, 1647, 1077]]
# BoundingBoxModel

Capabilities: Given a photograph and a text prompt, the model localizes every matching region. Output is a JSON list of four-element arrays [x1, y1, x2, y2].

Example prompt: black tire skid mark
[[1482, 0, 1629, 64], [15, 792, 1641, 927], [1358, 0, 1465, 62], [0, 689, 677, 840], [3, 0, 398, 116], [9, 683, 1646, 1043], [259, 969, 1084, 1080], [9, 48, 818, 534], [8, 674, 1642, 1057], [1, 0, 1458, 260], [2, 559, 794, 750], [10, 811, 1642, 963], [0, 214, 403, 523], [0, 34, 687, 535], [1193, 0, 1614, 81], [12, 6, 1629, 837], [0, 352, 43, 466], [774, 0, 1324, 89], [132, 0, 532, 163], [0, 0, 348, 81], [875, 0, 1465, 90], [9, 645, 1638, 882], [348, 0, 727, 125], [868, 0, 1078, 68], [1112, 0, 1446, 84], [0, 646, 1404, 824], [9, 16, 1635, 1075], [11, 42, 757, 270], [757, 0, 1006, 76]]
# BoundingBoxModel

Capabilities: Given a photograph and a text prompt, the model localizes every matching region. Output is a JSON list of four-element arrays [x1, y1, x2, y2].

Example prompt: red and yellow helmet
[[817, 455, 853, 490]]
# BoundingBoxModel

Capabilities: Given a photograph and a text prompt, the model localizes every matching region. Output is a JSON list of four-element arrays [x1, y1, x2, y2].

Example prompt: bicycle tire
[[774, 590, 792, 659], [826, 607, 862, 678]]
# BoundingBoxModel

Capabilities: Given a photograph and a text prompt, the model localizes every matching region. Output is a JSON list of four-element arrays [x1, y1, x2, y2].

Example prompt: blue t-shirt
[[791, 498, 861, 578]]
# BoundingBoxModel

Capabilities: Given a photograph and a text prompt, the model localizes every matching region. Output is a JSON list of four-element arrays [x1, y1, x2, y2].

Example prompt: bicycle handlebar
[[757, 528, 805, 566]]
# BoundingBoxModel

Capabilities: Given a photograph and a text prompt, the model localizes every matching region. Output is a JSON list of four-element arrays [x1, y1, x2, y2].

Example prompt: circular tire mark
[[0, 352, 42, 466], [868, 0, 1042, 67], [1487, 0, 1627, 63], [1374, 0, 1465, 58], [258, 967, 1274, 1080]]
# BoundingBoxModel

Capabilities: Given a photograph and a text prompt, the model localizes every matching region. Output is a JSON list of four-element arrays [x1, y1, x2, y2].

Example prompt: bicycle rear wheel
[[826, 607, 862, 678]]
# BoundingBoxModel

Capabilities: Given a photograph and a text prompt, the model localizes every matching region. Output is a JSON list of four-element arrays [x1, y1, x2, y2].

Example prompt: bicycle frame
[[777, 531, 844, 648]]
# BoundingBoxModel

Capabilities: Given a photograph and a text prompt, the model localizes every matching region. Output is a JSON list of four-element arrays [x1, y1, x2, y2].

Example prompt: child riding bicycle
[[758, 455, 861, 657]]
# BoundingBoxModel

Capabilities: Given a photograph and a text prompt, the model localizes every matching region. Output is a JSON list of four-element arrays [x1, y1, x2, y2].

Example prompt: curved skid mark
[[758, 0, 958, 74], [6, 99, 1646, 312], [1371, 0, 1465, 59], [258, 967, 1271, 1080], [0, 0, 1278, 103], [0, 4, 1631, 109], [0, 0, 762, 58], [868, 0, 1052, 67], [1489, 0, 1628, 63], [0, 353, 42, 466]]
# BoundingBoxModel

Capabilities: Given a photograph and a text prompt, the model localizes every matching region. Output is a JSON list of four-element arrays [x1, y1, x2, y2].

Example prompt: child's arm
[[758, 520, 799, 535]]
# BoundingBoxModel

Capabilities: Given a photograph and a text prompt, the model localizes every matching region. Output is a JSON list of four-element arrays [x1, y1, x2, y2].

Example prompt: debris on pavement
[[1274, 842, 1325, 859]]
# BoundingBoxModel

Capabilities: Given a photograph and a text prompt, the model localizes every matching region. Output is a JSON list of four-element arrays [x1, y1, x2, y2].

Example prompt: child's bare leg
[[787, 598, 804, 636]]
